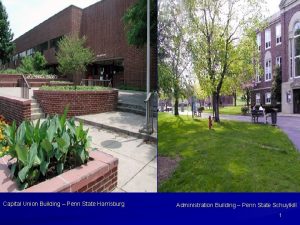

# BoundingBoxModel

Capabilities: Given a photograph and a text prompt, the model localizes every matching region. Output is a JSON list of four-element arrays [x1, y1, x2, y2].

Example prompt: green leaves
[[5, 106, 91, 190]]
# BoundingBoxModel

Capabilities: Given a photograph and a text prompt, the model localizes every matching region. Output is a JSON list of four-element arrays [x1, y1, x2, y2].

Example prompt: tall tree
[[123, 0, 157, 47], [185, 0, 264, 122], [0, 0, 14, 65], [158, 0, 190, 115]]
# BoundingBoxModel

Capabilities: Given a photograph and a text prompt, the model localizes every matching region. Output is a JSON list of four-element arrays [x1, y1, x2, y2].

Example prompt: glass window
[[257, 33, 261, 50], [265, 92, 271, 105], [256, 93, 261, 105], [294, 22, 300, 36], [294, 23, 300, 77], [276, 23, 281, 45], [265, 59, 272, 81], [256, 66, 261, 83], [265, 29, 271, 49], [276, 56, 282, 67]]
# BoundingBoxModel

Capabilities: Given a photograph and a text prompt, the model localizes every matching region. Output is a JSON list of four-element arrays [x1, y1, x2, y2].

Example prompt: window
[[256, 93, 261, 105], [26, 48, 34, 56], [276, 56, 282, 67], [50, 36, 62, 51], [265, 92, 271, 105], [276, 23, 282, 45], [294, 22, 300, 77], [19, 51, 26, 58], [257, 33, 261, 50], [290, 39, 293, 78], [265, 29, 271, 49], [256, 67, 261, 83], [265, 59, 272, 81], [34, 41, 48, 54]]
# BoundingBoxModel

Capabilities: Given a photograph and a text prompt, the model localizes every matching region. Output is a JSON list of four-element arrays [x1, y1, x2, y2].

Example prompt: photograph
[[0, 0, 157, 193], [158, 0, 300, 192]]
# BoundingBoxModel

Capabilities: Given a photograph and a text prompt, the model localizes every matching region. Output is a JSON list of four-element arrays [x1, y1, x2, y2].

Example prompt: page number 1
[[279, 213, 282, 218]]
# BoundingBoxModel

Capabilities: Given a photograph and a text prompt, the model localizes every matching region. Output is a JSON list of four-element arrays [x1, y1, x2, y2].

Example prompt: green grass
[[158, 113, 300, 192], [205, 105, 244, 115], [40, 86, 111, 91]]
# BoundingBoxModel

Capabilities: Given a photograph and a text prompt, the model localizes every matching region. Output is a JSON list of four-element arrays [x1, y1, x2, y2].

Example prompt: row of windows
[[12, 36, 63, 62], [256, 92, 271, 105], [257, 23, 281, 50], [256, 56, 281, 83]]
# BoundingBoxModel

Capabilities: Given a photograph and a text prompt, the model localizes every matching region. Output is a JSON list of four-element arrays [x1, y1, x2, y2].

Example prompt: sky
[[2, 0, 101, 39], [2, 0, 282, 40]]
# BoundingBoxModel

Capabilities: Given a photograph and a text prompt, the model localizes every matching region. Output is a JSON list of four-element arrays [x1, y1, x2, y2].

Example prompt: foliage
[[0, 1, 14, 64], [0, 115, 9, 157], [57, 34, 95, 75], [159, 113, 300, 192], [241, 106, 249, 115], [0, 68, 19, 74], [40, 85, 110, 91], [18, 52, 48, 74], [185, 0, 266, 122], [271, 66, 282, 105], [2, 108, 91, 190], [123, 0, 157, 47], [158, 0, 191, 115]]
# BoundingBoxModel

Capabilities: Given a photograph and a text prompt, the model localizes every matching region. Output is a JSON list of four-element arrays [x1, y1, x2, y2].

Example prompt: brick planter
[[0, 96, 31, 125], [34, 89, 118, 117], [0, 151, 118, 192]]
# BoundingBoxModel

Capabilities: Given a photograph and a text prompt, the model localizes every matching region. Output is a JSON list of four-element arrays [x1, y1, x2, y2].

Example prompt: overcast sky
[[2, 0, 282, 40]]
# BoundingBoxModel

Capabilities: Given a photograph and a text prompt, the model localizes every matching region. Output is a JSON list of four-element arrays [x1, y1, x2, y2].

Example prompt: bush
[[0, 115, 9, 157], [2, 108, 91, 190], [18, 52, 48, 75], [0, 69, 20, 74], [241, 106, 248, 115]]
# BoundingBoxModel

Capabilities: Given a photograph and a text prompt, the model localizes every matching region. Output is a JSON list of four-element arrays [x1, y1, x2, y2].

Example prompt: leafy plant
[[3, 107, 91, 190], [241, 106, 248, 115], [18, 52, 48, 75]]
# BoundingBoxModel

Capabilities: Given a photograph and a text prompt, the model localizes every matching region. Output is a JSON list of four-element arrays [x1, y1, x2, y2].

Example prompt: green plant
[[3, 107, 91, 190], [18, 52, 48, 74], [241, 106, 248, 115], [40, 85, 110, 91]]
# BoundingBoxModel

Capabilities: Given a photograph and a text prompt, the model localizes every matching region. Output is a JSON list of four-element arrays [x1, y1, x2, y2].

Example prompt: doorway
[[293, 89, 300, 113]]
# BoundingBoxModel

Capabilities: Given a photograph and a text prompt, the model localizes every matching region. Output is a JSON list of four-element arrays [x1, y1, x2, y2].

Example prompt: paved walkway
[[85, 124, 157, 192], [76, 111, 157, 141], [118, 90, 146, 107], [188, 112, 300, 151]]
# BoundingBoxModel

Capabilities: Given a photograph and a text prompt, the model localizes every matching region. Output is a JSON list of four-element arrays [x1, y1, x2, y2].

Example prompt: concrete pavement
[[86, 124, 157, 192]]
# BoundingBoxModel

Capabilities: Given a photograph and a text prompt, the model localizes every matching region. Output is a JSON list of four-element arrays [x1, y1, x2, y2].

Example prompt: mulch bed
[[158, 155, 181, 185]]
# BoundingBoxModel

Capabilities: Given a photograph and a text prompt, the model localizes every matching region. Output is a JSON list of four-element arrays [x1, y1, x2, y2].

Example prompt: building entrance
[[293, 89, 300, 113]]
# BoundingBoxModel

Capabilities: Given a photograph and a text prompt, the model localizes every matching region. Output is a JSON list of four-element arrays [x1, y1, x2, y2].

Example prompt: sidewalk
[[86, 124, 157, 192]]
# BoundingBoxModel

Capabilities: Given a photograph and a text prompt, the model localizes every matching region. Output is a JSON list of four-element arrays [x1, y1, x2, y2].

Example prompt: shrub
[[241, 106, 248, 115], [2, 108, 91, 190], [0, 68, 20, 74], [18, 52, 48, 75]]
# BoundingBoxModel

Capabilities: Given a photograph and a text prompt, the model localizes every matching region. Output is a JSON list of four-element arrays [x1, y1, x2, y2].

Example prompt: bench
[[251, 110, 264, 123]]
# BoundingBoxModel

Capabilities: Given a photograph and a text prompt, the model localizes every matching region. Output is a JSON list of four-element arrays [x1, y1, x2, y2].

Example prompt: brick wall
[[0, 96, 31, 124], [34, 89, 118, 117]]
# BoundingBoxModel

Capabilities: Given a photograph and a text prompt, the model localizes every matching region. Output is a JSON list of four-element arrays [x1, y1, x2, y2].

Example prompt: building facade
[[9, 0, 156, 90], [252, 0, 300, 114]]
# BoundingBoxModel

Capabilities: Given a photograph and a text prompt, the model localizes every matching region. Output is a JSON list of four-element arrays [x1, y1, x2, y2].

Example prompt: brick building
[[9, 0, 156, 90], [252, 0, 300, 114]]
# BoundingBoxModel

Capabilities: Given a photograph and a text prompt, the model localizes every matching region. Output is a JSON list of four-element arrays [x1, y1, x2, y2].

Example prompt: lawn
[[158, 113, 300, 192], [205, 105, 244, 115]]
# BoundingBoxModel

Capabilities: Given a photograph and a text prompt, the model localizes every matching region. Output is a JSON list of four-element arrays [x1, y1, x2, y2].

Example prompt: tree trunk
[[246, 89, 250, 108], [213, 91, 220, 122], [174, 97, 179, 115], [233, 91, 237, 106]]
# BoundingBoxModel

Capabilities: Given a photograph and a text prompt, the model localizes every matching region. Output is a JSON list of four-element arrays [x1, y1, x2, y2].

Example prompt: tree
[[18, 52, 47, 74], [271, 66, 282, 106], [123, 0, 157, 47], [0, 0, 14, 65], [57, 34, 94, 76], [185, 0, 264, 122], [158, 0, 190, 115]]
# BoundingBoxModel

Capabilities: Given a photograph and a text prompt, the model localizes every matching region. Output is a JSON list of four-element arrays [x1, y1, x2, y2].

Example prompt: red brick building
[[9, 0, 156, 90], [252, 0, 300, 114]]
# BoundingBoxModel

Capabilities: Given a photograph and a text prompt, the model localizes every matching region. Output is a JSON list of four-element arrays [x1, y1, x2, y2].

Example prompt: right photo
[[158, 0, 300, 192]]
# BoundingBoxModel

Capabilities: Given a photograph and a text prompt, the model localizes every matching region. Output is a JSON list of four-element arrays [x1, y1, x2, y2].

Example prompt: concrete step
[[117, 102, 145, 110], [31, 113, 45, 120], [31, 108, 43, 114], [117, 106, 146, 116]]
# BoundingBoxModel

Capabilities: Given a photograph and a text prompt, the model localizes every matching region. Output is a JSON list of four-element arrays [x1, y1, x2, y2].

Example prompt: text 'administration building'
[[9, 0, 156, 89], [252, 0, 300, 114]]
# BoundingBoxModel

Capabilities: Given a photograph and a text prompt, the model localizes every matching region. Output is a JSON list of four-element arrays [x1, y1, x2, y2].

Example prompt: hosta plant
[[2, 108, 91, 190]]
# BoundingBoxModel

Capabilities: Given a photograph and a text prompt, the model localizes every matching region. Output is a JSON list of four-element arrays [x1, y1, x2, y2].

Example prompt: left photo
[[0, 0, 157, 193]]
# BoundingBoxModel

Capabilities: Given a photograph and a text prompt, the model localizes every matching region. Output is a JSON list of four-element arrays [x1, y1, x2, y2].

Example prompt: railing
[[140, 92, 157, 135], [21, 74, 31, 99], [80, 79, 112, 87]]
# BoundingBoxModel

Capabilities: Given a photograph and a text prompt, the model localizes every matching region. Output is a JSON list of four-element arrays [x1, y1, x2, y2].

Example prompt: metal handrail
[[21, 74, 31, 99], [140, 92, 156, 136], [80, 79, 112, 87]]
